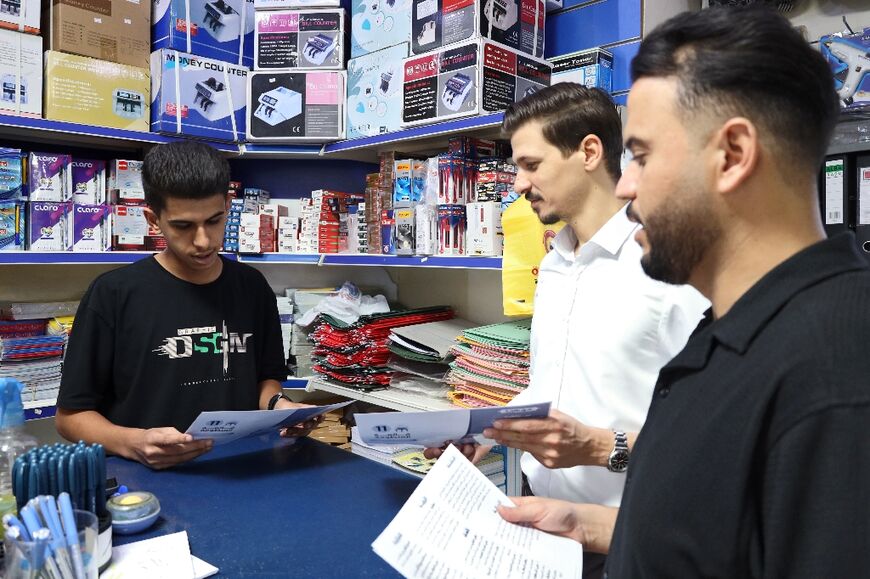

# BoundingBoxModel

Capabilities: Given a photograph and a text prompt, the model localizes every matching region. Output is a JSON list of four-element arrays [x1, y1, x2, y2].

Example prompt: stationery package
[[150, 49, 249, 142], [402, 39, 552, 126], [27, 201, 72, 251], [0, 148, 26, 200], [254, 9, 346, 70], [43, 52, 151, 132], [108, 160, 145, 204], [550, 47, 613, 92], [28, 153, 72, 202], [0, 29, 42, 118], [44, 0, 151, 68], [246, 70, 346, 141], [410, 0, 545, 58], [350, 0, 412, 58], [72, 204, 111, 252], [254, 0, 340, 8], [346, 43, 408, 139], [71, 159, 107, 205], [0, 200, 25, 251], [466, 201, 502, 256], [153, 0, 255, 67]]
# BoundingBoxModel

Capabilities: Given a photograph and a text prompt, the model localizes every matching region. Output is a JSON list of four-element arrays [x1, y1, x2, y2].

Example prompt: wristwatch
[[607, 430, 630, 473], [267, 392, 292, 410]]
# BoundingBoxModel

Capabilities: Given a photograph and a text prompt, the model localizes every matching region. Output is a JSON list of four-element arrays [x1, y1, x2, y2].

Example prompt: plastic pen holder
[[4, 509, 98, 579]]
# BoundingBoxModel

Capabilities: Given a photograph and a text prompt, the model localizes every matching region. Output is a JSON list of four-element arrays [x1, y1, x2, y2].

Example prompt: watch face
[[609, 450, 629, 473]]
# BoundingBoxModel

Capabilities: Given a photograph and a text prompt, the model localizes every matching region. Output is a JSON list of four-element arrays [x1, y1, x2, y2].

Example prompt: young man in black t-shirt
[[57, 141, 318, 469]]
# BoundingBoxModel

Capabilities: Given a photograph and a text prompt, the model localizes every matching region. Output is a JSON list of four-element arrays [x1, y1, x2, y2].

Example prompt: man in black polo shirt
[[498, 6, 870, 577]]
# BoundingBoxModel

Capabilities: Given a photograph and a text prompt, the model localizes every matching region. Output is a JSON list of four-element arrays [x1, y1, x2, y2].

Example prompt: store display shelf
[[0, 252, 241, 265], [0, 114, 241, 153], [238, 252, 502, 269], [306, 378, 454, 413]]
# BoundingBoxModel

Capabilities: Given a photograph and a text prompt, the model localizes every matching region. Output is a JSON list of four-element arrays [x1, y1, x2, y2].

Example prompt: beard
[[526, 192, 561, 225], [637, 188, 720, 285]]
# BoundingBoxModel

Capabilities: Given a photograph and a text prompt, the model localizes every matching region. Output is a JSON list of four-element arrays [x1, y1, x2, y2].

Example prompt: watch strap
[[267, 392, 291, 410]]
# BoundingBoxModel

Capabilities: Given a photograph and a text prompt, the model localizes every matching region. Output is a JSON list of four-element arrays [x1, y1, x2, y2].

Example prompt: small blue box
[[0, 200, 25, 251], [550, 47, 613, 93], [0, 149, 25, 201], [152, 0, 255, 67], [150, 49, 249, 142]]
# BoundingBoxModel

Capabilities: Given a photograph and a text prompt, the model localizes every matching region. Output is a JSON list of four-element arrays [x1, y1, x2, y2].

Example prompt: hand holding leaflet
[[354, 402, 550, 447], [372, 444, 584, 578], [185, 401, 353, 445]]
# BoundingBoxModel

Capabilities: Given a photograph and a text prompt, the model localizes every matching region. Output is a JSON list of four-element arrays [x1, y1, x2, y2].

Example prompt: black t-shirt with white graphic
[[58, 256, 287, 432]]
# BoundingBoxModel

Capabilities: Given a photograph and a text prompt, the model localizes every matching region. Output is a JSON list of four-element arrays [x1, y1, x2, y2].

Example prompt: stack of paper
[[0, 334, 67, 403], [386, 319, 476, 399], [308, 307, 455, 389], [102, 531, 218, 579], [350, 426, 419, 467], [447, 319, 532, 408], [0, 301, 79, 320]]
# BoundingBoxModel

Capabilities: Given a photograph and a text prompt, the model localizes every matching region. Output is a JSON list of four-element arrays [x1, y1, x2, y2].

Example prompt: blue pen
[[57, 452, 69, 495], [94, 444, 106, 515], [12, 455, 26, 510], [84, 448, 96, 514], [18, 504, 42, 539], [59, 492, 85, 579], [67, 453, 78, 509], [27, 458, 39, 505], [39, 495, 74, 579], [3, 513, 32, 542], [38, 456, 50, 496], [48, 455, 58, 496], [75, 450, 87, 510]]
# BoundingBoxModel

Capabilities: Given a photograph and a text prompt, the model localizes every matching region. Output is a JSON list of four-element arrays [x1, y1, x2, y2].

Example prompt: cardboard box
[[111, 204, 148, 249], [350, 0, 411, 58], [108, 160, 145, 203], [410, 0, 545, 58], [466, 200, 501, 255], [0, 0, 39, 34], [414, 203, 436, 255], [0, 200, 25, 251], [254, 9, 345, 70], [551, 47, 612, 92], [402, 39, 551, 126], [44, 51, 150, 132], [347, 43, 407, 139], [395, 206, 414, 255], [153, 0, 255, 68], [71, 203, 111, 251], [0, 148, 25, 201], [247, 70, 345, 141], [71, 159, 106, 205], [43, 0, 151, 68], [28, 153, 72, 202], [150, 49, 248, 142], [821, 29, 870, 109], [27, 201, 72, 250], [0, 29, 41, 118]]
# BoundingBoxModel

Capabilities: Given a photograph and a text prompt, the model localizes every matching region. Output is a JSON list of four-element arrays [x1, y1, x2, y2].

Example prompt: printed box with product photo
[[0, 29, 41, 118], [254, 9, 345, 70], [247, 70, 345, 141], [346, 43, 408, 139], [153, 0, 255, 67], [350, 0, 412, 58]]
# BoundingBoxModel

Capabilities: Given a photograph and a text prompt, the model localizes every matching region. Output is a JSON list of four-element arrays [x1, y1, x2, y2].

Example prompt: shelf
[[0, 114, 241, 154], [0, 252, 242, 265], [306, 378, 455, 412], [238, 253, 502, 269], [24, 399, 57, 421], [0, 112, 505, 161]]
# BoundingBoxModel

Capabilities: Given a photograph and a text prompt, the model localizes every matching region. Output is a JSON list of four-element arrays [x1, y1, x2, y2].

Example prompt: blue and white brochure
[[355, 402, 550, 447]]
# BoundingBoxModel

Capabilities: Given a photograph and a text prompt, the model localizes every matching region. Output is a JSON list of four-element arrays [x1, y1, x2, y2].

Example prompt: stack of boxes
[[238, 188, 275, 253], [247, 0, 347, 141], [109, 159, 163, 251], [0, 4, 41, 119], [223, 181, 244, 252]]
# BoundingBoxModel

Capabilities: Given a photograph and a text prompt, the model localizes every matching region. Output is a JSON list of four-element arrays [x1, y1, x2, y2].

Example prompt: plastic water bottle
[[0, 378, 38, 500]]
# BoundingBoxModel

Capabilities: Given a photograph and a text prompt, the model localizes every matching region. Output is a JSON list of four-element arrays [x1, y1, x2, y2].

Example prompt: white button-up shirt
[[510, 205, 709, 507]]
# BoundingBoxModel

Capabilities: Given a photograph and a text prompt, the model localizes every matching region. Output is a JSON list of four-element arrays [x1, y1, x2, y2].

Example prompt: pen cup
[[4, 509, 98, 579]]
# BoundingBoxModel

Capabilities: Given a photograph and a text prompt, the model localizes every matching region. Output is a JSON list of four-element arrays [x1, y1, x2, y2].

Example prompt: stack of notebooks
[[309, 307, 454, 389], [447, 319, 532, 408], [0, 317, 67, 404], [350, 426, 419, 467], [385, 318, 476, 400]]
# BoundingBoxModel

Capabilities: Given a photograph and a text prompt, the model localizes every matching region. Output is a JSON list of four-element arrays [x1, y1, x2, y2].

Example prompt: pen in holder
[[3, 493, 98, 579], [11, 442, 112, 572]]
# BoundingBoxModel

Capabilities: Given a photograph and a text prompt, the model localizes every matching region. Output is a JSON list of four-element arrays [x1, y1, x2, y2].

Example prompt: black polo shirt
[[606, 233, 870, 578]]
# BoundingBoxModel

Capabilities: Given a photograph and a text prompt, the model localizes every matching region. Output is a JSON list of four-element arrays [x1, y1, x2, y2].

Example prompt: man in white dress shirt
[[428, 83, 709, 578]]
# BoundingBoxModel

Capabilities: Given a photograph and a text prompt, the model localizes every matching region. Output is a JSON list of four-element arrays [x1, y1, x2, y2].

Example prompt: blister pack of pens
[[437, 155, 476, 205], [437, 204, 466, 256]]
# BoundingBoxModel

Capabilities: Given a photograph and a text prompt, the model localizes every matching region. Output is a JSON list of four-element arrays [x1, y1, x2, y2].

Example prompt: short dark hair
[[142, 141, 231, 214], [502, 83, 623, 182], [632, 6, 839, 172]]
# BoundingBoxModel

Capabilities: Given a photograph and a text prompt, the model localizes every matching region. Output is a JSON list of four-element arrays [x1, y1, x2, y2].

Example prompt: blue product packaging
[[0, 149, 25, 201], [350, 0, 412, 58], [151, 49, 249, 142], [550, 47, 613, 92], [0, 200, 25, 251], [821, 29, 870, 108], [71, 159, 106, 205], [28, 153, 72, 202], [72, 204, 111, 252], [380, 208, 396, 254], [347, 43, 408, 139], [152, 0, 255, 68], [27, 201, 72, 251]]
